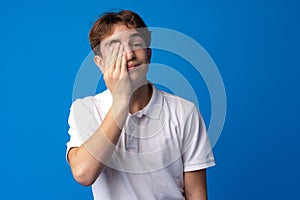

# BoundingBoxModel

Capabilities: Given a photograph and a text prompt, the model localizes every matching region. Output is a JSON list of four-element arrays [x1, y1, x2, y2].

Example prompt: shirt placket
[[125, 116, 140, 153]]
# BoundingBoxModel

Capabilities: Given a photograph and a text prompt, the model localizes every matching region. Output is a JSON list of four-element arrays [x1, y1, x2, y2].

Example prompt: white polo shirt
[[66, 84, 215, 200]]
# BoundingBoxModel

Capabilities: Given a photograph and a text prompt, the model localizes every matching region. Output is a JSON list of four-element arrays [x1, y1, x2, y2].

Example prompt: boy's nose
[[124, 45, 135, 61]]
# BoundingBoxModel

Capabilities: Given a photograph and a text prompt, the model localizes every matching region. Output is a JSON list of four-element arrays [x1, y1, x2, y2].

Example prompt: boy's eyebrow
[[129, 32, 143, 39], [104, 39, 121, 47]]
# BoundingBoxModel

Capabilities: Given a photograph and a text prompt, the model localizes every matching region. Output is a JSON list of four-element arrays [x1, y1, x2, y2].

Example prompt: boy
[[66, 10, 215, 199]]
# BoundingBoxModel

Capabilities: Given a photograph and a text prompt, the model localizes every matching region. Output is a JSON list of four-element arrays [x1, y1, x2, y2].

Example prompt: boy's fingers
[[103, 45, 114, 73], [120, 51, 127, 75], [115, 44, 124, 74], [106, 43, 120, 73]]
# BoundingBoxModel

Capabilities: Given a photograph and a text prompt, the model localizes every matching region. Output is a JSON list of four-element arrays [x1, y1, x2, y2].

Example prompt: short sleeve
[[182, 106, 215, 172], [66, 97, 101, 162]]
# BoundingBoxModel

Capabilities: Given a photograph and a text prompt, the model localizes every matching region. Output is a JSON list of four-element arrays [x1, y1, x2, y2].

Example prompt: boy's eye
[[132, 43, 142, 47]]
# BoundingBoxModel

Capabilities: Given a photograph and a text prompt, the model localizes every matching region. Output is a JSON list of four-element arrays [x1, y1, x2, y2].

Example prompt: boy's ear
[[147, 48, 152, 63], [94, 55, 104, 71]]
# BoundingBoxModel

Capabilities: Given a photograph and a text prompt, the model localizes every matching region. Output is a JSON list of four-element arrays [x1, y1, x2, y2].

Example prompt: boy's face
[[97, 23, 151, 83]]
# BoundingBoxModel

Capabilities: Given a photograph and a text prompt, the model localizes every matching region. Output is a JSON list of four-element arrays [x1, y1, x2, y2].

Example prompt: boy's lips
[[127, 63, 139, 69]]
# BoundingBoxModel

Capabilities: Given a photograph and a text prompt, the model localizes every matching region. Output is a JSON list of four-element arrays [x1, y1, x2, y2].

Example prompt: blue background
[[0, 0, 299, 199]]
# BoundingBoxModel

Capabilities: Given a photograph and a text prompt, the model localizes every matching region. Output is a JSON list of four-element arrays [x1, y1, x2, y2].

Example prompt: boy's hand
[[102, 43, 133, 103]]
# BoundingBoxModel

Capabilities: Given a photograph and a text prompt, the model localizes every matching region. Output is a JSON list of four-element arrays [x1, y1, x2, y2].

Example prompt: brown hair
[[89, 10, 151, 56]]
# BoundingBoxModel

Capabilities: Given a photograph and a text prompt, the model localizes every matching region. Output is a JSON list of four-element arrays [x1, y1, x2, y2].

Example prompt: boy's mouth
[[127, 63, 139, 70]]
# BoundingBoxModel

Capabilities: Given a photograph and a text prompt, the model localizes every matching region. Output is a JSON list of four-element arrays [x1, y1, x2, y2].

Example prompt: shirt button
[[129, 124, 135, 132]]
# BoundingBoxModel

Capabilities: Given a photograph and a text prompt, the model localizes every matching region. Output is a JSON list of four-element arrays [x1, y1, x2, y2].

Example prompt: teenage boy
[[66, 10, 215, 200]]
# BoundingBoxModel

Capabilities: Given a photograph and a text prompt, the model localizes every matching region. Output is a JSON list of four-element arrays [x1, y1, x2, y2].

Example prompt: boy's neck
[[129, 83, 152, 114]]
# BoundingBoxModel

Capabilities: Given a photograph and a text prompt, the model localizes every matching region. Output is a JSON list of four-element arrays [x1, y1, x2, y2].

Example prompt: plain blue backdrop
[[0, 0, 299, 199]]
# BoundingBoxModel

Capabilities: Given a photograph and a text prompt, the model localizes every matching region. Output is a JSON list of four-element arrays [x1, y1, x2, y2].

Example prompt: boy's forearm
[[68, 101, 129, 186]]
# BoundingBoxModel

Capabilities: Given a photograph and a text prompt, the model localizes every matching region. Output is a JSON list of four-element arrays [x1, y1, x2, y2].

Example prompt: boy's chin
[[128, 64, 148, 80]]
